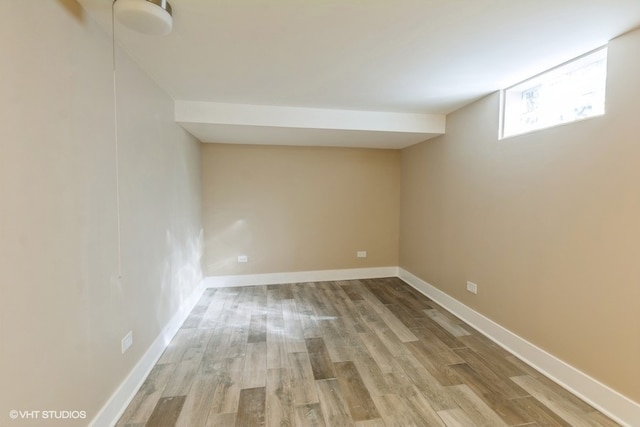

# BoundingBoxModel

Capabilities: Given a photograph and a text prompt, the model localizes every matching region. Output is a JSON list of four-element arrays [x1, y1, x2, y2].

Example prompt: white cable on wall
[[111, 1, 123, 279]]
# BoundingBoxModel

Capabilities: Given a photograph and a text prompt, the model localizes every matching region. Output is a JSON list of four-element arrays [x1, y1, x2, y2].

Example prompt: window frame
[[499, 46, 608, 140]]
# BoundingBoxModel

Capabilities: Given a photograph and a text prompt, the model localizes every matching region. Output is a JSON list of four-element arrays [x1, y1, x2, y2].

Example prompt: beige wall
[[202, 144, 400, 276], [0, 1, 202, 424], [400, 29, 640, 402]]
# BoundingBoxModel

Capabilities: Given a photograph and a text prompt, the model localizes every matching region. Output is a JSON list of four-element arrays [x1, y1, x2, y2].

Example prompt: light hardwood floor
[[116, 278, 619, 426]]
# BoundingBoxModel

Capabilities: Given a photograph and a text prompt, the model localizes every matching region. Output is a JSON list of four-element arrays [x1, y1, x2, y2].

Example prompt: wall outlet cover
[[466, 281, 478, 294], [121, 331, 133, 354]]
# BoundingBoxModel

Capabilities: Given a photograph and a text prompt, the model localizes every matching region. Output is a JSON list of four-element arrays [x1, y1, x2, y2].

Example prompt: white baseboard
[[89, 279, 206, 427], [398, 268, 640, 427], [204, 266, 399, 288]]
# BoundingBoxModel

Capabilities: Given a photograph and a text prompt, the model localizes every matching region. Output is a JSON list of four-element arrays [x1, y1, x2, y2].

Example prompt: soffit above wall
[[175, 102, 445, 148]]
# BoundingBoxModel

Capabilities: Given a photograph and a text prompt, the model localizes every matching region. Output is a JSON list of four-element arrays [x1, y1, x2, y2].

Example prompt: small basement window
[[500, 47, 607, 139]]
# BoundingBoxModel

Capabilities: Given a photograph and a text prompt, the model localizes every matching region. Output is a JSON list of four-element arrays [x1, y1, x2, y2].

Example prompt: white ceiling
[[79, 0, 640, 148]]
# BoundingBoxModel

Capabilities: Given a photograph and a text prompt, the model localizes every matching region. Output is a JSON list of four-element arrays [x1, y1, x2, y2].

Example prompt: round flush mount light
[[114, 0, 173, 36]]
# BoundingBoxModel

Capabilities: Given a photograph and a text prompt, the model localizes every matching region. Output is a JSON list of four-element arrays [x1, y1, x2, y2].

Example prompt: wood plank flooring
[[117, 278, 619, 427]]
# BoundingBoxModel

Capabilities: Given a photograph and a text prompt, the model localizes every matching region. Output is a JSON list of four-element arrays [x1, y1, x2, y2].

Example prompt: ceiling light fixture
[[114, 0, 173, 36]]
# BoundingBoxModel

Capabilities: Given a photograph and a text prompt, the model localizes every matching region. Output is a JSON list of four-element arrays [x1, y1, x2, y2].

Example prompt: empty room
[[2, 0, 639, 426]]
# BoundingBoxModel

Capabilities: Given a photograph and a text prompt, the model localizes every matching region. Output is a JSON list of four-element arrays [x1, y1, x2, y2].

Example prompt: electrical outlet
[[466, 281, 478, 294], [237, 255, 248, 263], [121, 331, 133, 354], [357, 251, 367, 258]]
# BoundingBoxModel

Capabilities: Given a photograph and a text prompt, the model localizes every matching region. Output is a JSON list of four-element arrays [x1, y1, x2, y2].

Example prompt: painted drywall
[[400, 28, 640, 403], [202, 144, 400, 276], [0, 1, 202, 425]]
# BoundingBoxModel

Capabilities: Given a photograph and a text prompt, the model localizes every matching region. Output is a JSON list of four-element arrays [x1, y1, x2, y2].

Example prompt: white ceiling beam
[[175, 101, 445, 135]]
